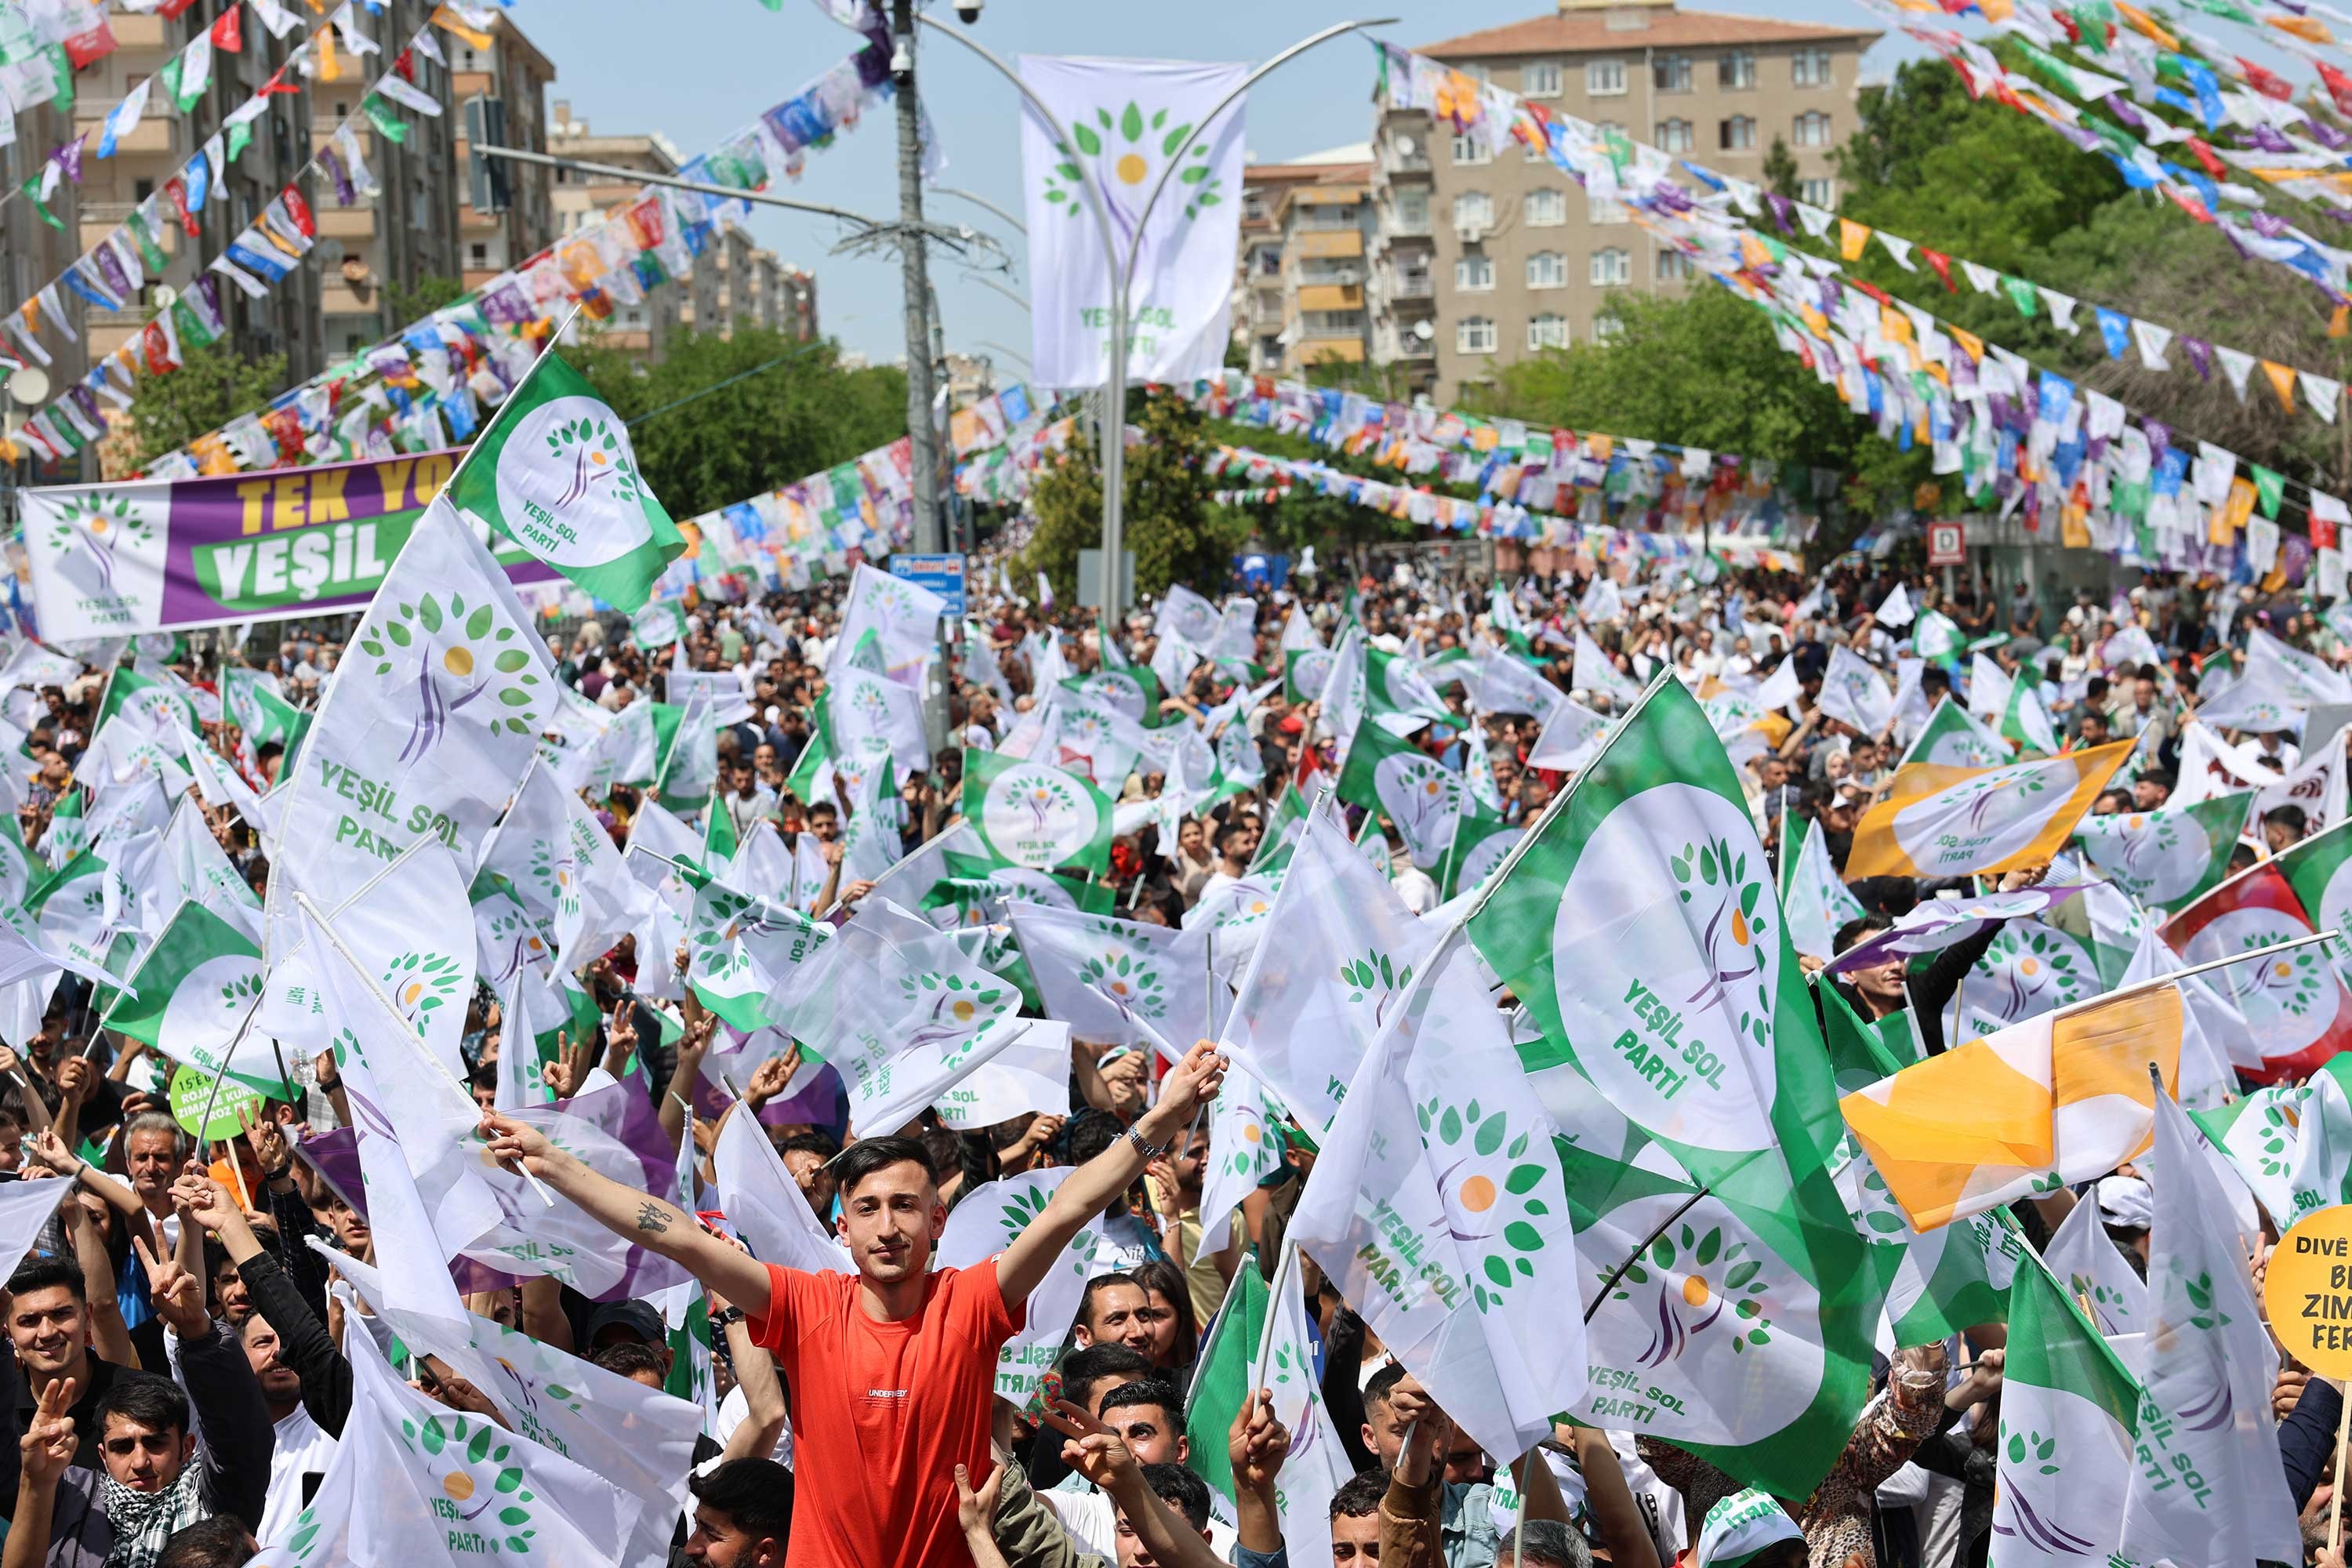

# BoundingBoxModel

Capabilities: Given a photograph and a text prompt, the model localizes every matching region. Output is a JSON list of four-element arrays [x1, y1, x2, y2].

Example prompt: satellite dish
[[1410, 319, 1434, 343], [151, 285, 176, 310], [6, 366, 49, 406], [1398, 135, 1420, 157]]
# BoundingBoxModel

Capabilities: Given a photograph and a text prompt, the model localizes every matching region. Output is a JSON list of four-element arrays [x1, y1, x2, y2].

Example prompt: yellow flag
[[1845, 740, 2137, 880], [1838, 219, 1872, 262], [1842, 986, 2181, 1230], [2263, 360, 2299, 413]]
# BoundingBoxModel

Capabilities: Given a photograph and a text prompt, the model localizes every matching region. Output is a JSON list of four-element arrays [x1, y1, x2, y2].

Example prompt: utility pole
[[893, 0, 944, 554]]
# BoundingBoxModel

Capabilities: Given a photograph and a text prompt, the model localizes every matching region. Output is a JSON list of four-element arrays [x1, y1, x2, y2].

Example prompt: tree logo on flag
[[526, 840, 577, 921], [162, 955, 263, 1064], [996, 1181, 1097, 1276], [383, 950, 465, 1036], [1077, 671, 1145, 720], [1340, 949, 1415, 1028], [1373, 753, 1459, 858], [1415, 1094, 1552, 1313], [45, 492, 151, 598], [497, 395, 655, 571], [395, 1411, 540, 1555], [898, 970, 1014, 1056], [359, 591, 545, 759], [1963, 925, 2092, 1024], [1076, 930, 1170, 1026], [1610, 1218, 1779, 1363], [1289, 649, 1334, 702], [982, 764, 1096, 869], [481, 904, 550, 984]]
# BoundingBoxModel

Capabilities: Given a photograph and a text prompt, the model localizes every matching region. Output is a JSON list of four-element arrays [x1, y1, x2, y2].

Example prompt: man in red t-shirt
[[480, 1037, 1229, 1568]]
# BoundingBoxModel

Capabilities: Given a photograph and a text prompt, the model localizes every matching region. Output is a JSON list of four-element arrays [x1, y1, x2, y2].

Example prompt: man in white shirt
[[244, 1310, 336, 1545]]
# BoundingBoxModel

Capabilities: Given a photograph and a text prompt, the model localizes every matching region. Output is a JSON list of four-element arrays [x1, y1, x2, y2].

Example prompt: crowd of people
[[0, 533, 2343, 1568]]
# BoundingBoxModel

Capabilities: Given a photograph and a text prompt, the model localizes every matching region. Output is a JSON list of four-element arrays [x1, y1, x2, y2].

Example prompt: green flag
[[1441, 795, 1515, 899], [96, 664, 198, 736], [2074, 792, 2251, 915], [960, 749, 1114, 876], [2276, 818, 2352, 989], [1336, 715, 1460, 870], [1181, 1255, 1266, 1501], [100, 901, 280, 1094], [448, 350, 685, 612], [1466, 676, 1872, 1500]]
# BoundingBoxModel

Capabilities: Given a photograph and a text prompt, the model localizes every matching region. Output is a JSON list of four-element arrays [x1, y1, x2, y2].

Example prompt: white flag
[[939, 1167, 1102, 1406], [2042, 1189, 2147, 1336], [709, 1106, 851, 1276], [1818, 644, 1895, 738], [1256, 1240, 1354, 1563], [1573, 630, 1642, 709], [1009, 902, 1217, 1059]]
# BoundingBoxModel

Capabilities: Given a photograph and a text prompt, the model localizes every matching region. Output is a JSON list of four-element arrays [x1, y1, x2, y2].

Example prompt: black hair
[[1127, 1257, 1199, 1367], [96, 1371, 191, 1438], [1363, 1359, 1407, 1413], [1332, 1468, 1388, 1519], [2268, 804, 2310, 833], [155, 1518, 258, 1568], [1096, 1377, 1183, 1428], [833, 1134, 935, 1198], [689, 1457, 795, 1545], [778, 1131, 840, 1163], [1066, 1109, 1126, 1166], [468, 1061, 498, 1093], [1138, 1461, 1210, 1531], [591, 1341, 669, 1383], [1833, 913, 1893, 955], [7, 1254, 82, 1303], [1058, 1343, 1152, 1409]]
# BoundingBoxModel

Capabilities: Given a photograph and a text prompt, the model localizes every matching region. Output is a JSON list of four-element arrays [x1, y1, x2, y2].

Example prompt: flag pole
[[438, 299, 586, 502], [1584, 1185, 1713, 1324], [2051, 927, 2340, 1020]]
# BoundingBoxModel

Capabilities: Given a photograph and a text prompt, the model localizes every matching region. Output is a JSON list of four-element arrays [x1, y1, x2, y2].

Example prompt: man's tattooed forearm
[[635, 1201, 673, 1235]]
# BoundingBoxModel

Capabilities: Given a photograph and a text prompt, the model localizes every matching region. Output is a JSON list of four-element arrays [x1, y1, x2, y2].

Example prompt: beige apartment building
[[547, 102, 684, 358], [1370, 0, 1876, 404], [1236, 144, 1370, 377], [448, 13, 557, 292], [684, 227, 818, 344]]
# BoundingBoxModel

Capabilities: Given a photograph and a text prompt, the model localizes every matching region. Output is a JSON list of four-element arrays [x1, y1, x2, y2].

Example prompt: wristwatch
[[1123, 1126, 1171, 1161], [713, 1306, 747, 1327]]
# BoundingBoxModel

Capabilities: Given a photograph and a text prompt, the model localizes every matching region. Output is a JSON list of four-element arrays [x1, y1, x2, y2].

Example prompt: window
[[1528, 314, 1570, 350], [1653, 53, 1693, 93], [1794, 111, 1832, 147], [1657, 118, 1693, 154], [132, 178, 154, 202], [1256, 247, 1282, 276], [1457, 316, 1497, 354], [469, 242, 488, 267], [1451, 132, 1491, 165], [1591, 247, 1632, 285], [1719, 115, 1757, 151], [1396, 189, 1430, 230], [1587, 193, 1628, 224], [1794, 46, 1834, 87], [1525, 188, 1566, 227], [1523, 60, 1563, 97], [1526, 250, 1567, 288], [1800, 176, 1835, 206], [1586, 58, 1627, 96], [1592, 314, 1625, 343], [1455, 254, 1495, 291], [1451, 191, 1494, 230], [1718, 49, 1756, 89], [1304, 310, 1363, 336], [1658, 250, 1693, 281], [1243, 192, 1267, 222]]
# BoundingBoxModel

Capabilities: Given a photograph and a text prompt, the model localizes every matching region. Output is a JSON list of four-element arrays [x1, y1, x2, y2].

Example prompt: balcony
[[1392, 273, 1434, 299], [1298, 283, 1364, 313], [1379, 138, 1433, 178], [1290, 264, 1365, 288]]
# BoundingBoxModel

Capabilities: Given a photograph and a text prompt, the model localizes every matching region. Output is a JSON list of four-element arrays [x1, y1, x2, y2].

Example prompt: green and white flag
[[1290, 938, 1587, 1463], [684, 870, 834, 1033], [1183, 1247, 1267, 1500], [1573, 630, 1642, 709], [2074, 794, 2249, 916], [630, 601, 686, 652], [2002, 673, 2061, 756], [99, 900, 278, 1094], [1914, 608, 1964, 664], [1218, 801, 1439, 1132], [1336, 715, 1460, 870], [1366, 646, 1451, 725], [2117, 1091, 2300, 1568], [659, 1129, 716, 1435], [1008, 902, 1215, 1062], [1284, 645, 1339, 708], [1898, 696, 2012, 769], [829, 649, 931, 777], [2189, 1075, 2312, 1224], [96, 663, 197, 744], [222, 666, 307, 749], [1468, 676, 1872, 1498], [1196, 1060, 1288, 1252], [1442, 794, 1516, 901], [962, 749, 1114, 876], [448, 349, 685, 612], [1779, 814, 1864, 965], [1994, 1255, 2141, 1568], [2042, 1185, 2145, 1336], [2274, 818, 2352, 991], [655, 696, 720, 815], [1065, 665, 1163, 728], [939, 1167, 1104, 1409], [1253, 1240, 1354, 1538]]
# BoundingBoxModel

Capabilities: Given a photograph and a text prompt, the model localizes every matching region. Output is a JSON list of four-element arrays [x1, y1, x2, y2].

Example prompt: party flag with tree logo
[[222, 666, 309, 750], [1443, 794, 1517, 902], [98, 899, 280, 1094], [1780, 812, 1865, 965], [1994, 1254, 2140, 1568], [448, 349, 684, 612], [1007, 902, 1217, 1062], [1290, 938, 1586, 1465], [1898, 696, 2012, 769], [1218, 800, 1439, 1133], [2274, 818, 2352, 993], [682, 867, 833, 1033], [939, 1168, 1104, 1409], [2165, 860, 2352, 1083], [1252, 1239, 1355, 1533], [1465, 674, 1874, 1499], [1845, 741, 2136, 880], [1337, 712, 1461, 870], [94, 662, 197, 739], [2073, 793, 2249, 915], [962, 747, 1114, 876]]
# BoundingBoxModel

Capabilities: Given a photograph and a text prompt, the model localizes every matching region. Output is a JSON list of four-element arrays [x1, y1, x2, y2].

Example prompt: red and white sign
[[1926, 520, 1965, 567]]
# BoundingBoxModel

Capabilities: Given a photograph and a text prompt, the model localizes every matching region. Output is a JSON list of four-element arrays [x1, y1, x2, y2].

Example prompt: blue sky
[[528, 0, 1899, 371]]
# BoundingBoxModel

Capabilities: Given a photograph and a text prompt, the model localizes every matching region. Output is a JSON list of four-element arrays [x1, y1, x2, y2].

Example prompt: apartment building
[[546, 102, 684, 358], [684, 226, 819, 343], [309, 0, 466, 361], [1235, 144, 1370, 376], [0, 6, 325, 475], [1369, 0, 1875, 403], [448, 11, 557, 291]]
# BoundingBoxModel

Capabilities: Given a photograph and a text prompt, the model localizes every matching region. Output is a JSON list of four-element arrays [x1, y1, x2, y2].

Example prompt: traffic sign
[[1926, 521, 1965, 567], [890, 552, 967, 615]]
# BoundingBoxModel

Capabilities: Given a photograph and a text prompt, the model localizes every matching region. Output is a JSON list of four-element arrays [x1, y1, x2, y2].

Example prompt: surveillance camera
[[955, 0, 982, 21]]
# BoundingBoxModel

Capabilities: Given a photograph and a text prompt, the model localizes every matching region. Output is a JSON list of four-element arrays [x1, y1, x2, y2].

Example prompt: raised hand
[[1042, 1399, 1139, 1495], [954, 1461, 1006, 1540], [134, 1233, 208, 1338], [26, 1128, 78, 1178], [53, 1055, 89, 1105], [237, 1102, 290, 1176], [19, 1375, 76, 1489], [168, 1172, 238, 1234], [742, 1047, 800, 1110], [1227, 1387, 1290, 1494], [477, 1112, 562, 1181], [1155, 1038, 1229, 1121], [539, 1031, 594, 1101]]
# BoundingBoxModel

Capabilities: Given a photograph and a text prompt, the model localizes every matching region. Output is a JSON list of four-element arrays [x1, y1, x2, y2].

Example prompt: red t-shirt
[[750, 1259, 1025, 1568]]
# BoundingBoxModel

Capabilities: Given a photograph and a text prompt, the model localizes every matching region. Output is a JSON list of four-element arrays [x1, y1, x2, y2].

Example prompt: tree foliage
[[381, 273, 469, 331], [123, 339, 289, 470], [567, 326, 907, 518], [1022, 390, 1247, 603]]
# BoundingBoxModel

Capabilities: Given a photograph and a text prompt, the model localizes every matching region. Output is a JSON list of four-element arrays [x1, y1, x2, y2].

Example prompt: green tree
[[565, 326, 907, 518], [1022, 390, 1245, 603], [381, 272, 468, 332], [122, 339, 289, 469], [1762, 136, 1802, 201]]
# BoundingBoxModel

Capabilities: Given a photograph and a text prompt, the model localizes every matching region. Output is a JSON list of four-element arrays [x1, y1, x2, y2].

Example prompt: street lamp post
[[915, 16, 1397, 615]]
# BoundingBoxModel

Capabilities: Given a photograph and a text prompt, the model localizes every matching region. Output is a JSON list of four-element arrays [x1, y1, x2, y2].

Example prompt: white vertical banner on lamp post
[[1018, 57, 1248, 387]]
